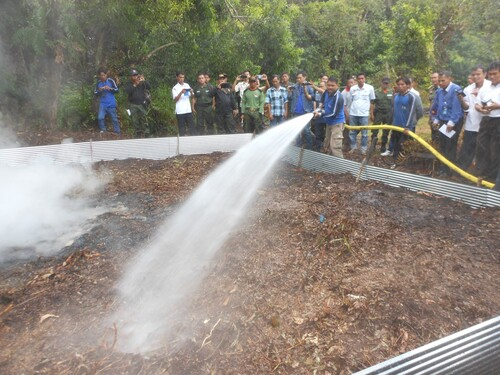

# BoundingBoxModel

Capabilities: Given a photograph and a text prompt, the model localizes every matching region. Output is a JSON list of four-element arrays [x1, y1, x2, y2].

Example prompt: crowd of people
[[93, 62, 500, 189]]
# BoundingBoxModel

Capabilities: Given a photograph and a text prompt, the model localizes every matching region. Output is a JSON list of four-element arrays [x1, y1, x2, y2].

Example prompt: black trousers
[[476, 116, 500, 180], [457, 130, 478, 170], [176, 113, 196, 136], [438, 119, 463, 174]]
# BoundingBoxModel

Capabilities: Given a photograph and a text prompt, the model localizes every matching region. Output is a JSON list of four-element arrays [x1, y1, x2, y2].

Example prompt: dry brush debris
[[0, 153, 499, 374]]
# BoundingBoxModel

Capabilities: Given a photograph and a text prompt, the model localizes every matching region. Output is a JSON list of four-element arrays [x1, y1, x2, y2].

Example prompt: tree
[[379, 0, 437, 84]]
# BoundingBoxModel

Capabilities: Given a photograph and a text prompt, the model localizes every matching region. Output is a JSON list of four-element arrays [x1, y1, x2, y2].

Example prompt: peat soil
[[0, 151, 499, 374]]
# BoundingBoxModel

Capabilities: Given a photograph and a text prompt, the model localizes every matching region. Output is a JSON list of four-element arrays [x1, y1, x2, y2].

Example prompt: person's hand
[[261, 74, 268, 81], [446, 124, 454, 133], [485, 101, 499, 111], [403, 128, 409, 135]]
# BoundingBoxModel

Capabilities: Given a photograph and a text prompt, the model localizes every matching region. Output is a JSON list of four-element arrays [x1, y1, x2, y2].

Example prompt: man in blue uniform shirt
[[430, 71, 464, 175], [314, 77, 345, 158]]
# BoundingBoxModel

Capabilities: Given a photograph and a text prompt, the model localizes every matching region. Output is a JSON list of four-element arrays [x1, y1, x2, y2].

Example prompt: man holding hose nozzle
[[314, 76, 345, 158]]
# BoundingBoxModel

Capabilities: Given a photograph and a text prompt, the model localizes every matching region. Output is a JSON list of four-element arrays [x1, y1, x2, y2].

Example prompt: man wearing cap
[[124, 69, 151, 138], [192, 73, 215, 134], [214, 74, 237, 134], [94, 69, 121, 134], [240, 76, 266, 134], [372, 77, 393, 153], [172, 71, 196, 136]]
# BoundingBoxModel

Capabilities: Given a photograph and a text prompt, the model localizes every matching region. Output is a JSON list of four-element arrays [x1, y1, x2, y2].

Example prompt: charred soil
[[0, 150, 499, 374]]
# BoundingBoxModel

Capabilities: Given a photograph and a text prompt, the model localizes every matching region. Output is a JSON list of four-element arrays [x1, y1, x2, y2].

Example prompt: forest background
[[0, 0, 498, 136]]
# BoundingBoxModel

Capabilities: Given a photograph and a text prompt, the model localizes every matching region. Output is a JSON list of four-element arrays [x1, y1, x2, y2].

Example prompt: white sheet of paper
[[439, 124, 456, 138]]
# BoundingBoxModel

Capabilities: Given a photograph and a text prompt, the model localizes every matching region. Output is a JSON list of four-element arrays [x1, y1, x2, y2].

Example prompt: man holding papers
[[430, 71, 464, 176]]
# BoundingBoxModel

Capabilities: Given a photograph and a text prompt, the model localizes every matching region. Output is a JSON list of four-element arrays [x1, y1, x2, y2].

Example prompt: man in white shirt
[[172, 71, 195, 136], [348, 73, 376, 155], [457, 65, 491, 170], [475, 61, 500, 181]]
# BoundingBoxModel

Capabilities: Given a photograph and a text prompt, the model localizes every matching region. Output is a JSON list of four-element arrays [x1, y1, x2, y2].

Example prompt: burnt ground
[[0, 146, 499, 374]]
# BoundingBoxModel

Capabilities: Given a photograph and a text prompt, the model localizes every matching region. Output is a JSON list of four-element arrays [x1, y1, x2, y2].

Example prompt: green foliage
[[296, 0, 387, 83], [1, 0, 498, 132], [379, 0, 437, 84], [57, 82, 96, 130]]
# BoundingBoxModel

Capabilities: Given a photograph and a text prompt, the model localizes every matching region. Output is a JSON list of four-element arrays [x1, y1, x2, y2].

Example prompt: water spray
[[112, 114, 314, 353]]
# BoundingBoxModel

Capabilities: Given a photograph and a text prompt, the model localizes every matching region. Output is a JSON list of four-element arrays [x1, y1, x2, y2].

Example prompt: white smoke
[[0, 113, 21, 149], [0, 159, 105, 263]]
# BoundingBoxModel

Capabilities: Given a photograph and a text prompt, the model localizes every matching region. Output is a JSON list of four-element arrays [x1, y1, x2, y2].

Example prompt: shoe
[[381, 150, 393, 156], [348, 148, 357, 154], [99, 130, 105, 134], [361, 149, 367, 155]]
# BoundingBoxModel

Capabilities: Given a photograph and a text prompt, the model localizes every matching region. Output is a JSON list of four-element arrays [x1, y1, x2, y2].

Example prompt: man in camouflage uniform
[[371, 77, 393, 153], [192, 73, 215, 134]]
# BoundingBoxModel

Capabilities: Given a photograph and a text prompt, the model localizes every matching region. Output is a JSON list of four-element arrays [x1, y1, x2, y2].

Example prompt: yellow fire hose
[[344, 124, 494, 189]]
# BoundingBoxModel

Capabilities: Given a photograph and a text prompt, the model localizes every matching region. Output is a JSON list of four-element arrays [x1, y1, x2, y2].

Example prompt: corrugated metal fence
[[1, 134, 499, 209], [353, 316, 500, 375], [283, 147, 500, 208]]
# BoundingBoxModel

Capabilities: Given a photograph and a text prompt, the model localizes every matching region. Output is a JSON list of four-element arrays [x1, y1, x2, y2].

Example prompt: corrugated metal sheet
[[283, 147, 500, 208], [0, 134, 253, 167], [1, 136, 499, 208], [353, 316, 500, 375]]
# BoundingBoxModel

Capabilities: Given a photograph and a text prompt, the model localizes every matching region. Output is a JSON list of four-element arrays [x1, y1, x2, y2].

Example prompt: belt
[[196, 103, 212, 107], [245, 108, 259, 112]]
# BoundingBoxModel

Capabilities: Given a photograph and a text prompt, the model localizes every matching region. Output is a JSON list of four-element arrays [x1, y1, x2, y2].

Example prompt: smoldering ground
[[0, 159, 106, 263]]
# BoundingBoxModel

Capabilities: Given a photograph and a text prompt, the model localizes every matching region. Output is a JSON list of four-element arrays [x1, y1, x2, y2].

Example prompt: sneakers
[[361, 149, 367, 156], [99, 130, 105, 134], [381, 150, 393, 156]]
